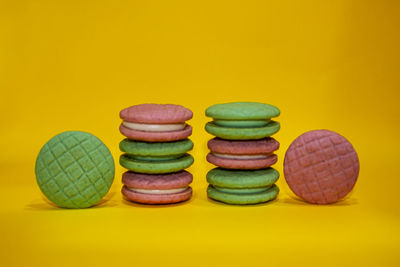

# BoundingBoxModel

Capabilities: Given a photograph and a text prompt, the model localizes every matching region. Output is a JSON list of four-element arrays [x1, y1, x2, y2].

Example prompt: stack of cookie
[[119, 104, 194, 204], [205, 102, 281, 205]]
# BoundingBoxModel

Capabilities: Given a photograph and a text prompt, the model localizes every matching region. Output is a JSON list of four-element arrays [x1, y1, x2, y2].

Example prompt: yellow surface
[[1, 0, 400, 266]]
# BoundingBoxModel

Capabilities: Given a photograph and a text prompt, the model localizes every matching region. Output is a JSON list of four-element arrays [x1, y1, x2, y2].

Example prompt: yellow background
[[1, 0, 400, 266]]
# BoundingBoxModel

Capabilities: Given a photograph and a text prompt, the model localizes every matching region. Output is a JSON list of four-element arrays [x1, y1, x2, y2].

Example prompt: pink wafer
[[119, 123, 192, 142], [284, 129, 359, 204], [122, 186, 192, 204], [122, 171, 193, 190], [120, 104, 193, 124], [208, 137, 279, 155], [207, 153, 278, 169]]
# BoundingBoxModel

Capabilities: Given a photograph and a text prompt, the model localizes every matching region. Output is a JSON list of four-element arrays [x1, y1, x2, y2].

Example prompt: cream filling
[[127, 186, 188, 195], [123, 121, 185, 132], [212, 152, 271, 160]]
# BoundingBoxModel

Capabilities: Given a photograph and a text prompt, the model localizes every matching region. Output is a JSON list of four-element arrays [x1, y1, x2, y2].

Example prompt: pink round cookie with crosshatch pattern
[[284, 130, 359, 204]]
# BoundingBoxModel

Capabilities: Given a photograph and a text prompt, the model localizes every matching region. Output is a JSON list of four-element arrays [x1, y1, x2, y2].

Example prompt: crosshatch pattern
[[35, 131, 115, 208], [284, 130, 359, 204]]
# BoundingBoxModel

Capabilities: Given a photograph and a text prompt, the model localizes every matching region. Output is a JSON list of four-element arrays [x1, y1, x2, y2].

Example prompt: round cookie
[[121, 171, 193, 204], [120, 104, 193, 124], [208, 137, 279, 155], [214, 119, 271, 128], [120, 153, 194, 174], [205, 121, 280, 140], [119, 104, 193, 142], [207, 138, 279, 169], [120, 124, 192, 142], [284, 129, 360, 204], [213, 186, 272, 194], [120, 138, 193, 160], [207, 153, 277, 169], [122, 170, 193, 189], [207, 167, 280, 188], [206, 102, 280, 120], [122, 186, 192, 204], [35, 131, 115, 209], [207, 184, 279, 205]]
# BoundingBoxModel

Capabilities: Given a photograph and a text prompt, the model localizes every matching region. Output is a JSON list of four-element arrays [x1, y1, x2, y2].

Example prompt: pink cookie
[[206, 138, 279, 169], [207, 153, 277, 169], [208, 137, 279, 155], [122, 186, 192, 204], [284, 129, 359, 204], [119, 104, 193, 142], [120, 104, 193, 123], [121, 171, 193, 204], [119, 123, 192, 142], [122, 171, 193, 189]]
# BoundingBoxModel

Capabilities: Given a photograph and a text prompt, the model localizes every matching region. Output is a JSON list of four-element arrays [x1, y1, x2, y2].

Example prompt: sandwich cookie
[[284, 129, 360, 204], [118, 103, 194, 205], [119, 138, 194, 174], [122, 171, 193, 204], [207, 137, 279, 169], [205, 102, 280, 140], [206, 168, 280, 204], [204, 102, 281, 205], [120, 104, 193, 142], [35, 131, 115, 209]]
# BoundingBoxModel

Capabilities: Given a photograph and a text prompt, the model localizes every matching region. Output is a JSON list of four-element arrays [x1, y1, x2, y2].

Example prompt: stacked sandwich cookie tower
[[205, 102, 281, 205], [119, 104, 194, 204]]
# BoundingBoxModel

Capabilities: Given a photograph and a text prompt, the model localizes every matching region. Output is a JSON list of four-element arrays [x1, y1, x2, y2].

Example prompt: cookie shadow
[[280, 195, 359, 206], [206, 195, 280, 207], [121, 196, 193, 208], [25, 191, 118, 211]]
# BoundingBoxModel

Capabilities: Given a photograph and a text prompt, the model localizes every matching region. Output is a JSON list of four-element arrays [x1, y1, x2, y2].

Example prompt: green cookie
[[213, 186, 272, 194], [120, 153, 194, 174], [119, 138, 193, 160], [35, 131, 115, 209], [206, 102, 280, 120], [214, 119, 271, 128], [207, 167, 280, 188], [205, 121, 280, 140], [207, 184, 279, 205], [205, 102, 280, 139]]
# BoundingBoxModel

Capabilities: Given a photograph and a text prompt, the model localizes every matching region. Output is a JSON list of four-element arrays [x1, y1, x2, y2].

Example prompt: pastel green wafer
[[214, 120, 271, 128], [206, 102, 280, 120], [205, 121, 280, 140], [120, 153, 194, 174], [120, 138, 193, 157], [213, 186, 272, 194], [207, 168, 280, 188], [207, 184, 279, 205]]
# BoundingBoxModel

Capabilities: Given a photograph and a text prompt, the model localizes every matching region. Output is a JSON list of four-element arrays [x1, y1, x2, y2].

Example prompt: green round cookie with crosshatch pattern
[[35, 131, 115, 208]]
